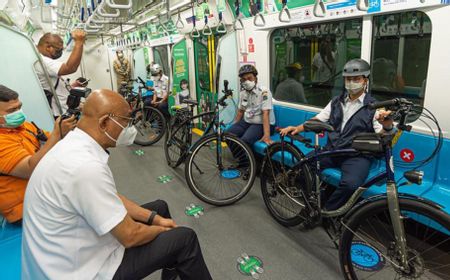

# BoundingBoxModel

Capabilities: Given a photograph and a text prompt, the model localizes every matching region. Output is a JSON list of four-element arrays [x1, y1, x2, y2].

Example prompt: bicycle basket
[[351, 133, 384, 154]]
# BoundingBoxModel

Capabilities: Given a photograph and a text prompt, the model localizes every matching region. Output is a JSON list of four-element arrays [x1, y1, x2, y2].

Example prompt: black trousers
[[113, 200, 212, 280], [319, 156, 372, 211]]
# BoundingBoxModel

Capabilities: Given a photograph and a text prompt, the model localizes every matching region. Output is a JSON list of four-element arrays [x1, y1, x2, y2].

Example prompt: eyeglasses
[[109, 113, 133, 126]]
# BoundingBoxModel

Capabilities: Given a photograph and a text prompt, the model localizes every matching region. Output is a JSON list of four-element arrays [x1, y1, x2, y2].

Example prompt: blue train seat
[[0, 219, 22, 280], [253, 104, 450, 215]]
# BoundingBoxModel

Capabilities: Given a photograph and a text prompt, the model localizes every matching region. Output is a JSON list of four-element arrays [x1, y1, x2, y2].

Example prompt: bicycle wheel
[[185, 133, 256, 206], [260, 142, 313, 227], [164, 120, 191, 168], [133, 106, 166, 146], [339, 198, 450, 280]]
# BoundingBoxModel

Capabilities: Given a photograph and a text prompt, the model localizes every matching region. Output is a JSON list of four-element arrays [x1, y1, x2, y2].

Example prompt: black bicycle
[[260, 98, 450, 279], [164, 80, 257, 206], [124, 77, 166, 146]]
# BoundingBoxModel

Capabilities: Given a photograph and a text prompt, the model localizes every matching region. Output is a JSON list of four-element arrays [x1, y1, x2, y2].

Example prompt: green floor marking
[[157, 175, 173, 184], [134, 149, 145, 156], [185, 204, 204, 218], [237, 253, 264, 279]]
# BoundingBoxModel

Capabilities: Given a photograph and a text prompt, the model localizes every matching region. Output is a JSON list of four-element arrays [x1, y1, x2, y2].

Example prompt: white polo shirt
[[22, 128, 127, 280], [35, 55, 69, 115]]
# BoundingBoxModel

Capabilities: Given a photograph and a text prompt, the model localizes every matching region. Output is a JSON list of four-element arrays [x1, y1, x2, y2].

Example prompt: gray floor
[[109, 141, 343, 280]]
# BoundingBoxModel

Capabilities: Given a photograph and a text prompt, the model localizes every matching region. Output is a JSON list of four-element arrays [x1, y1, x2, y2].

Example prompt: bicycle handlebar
[[218, 80, 233, 106], [137, 76, 146, 86], [368, 98, 413, 110]]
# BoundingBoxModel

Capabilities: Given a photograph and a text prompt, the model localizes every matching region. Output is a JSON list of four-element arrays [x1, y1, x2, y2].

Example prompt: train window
[[371, 11, 431, 114], [270, 19, 363, 108], [152, 46, 169, 75]]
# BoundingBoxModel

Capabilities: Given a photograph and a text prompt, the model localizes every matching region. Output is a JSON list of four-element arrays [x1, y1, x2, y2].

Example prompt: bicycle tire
[[260, 142, 313, 227], [185, 133, 256, 206], [133, 106, 167, 146], [164, 120, 191, 168], [339, 197, 450, 280]]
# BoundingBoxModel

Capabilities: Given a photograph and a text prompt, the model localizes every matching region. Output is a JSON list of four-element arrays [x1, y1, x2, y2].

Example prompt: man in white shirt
[[35, 30, 86, 117], [280, 59, 394, 211], [22, 89, 212, 280], [147, 63, 170, 117]]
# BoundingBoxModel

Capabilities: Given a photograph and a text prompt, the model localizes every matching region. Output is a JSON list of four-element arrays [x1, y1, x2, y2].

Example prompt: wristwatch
[[147, 211, 157, 225]]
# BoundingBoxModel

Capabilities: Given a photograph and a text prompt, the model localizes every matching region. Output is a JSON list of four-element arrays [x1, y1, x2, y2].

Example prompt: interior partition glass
[[371, 11, 431, 115], [270, 18, 363, 108], [152, 45, 169, 76]]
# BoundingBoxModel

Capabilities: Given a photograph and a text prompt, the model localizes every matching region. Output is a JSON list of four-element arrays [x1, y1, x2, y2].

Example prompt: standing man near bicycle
[[228, 65, 275, 146], [146, 64, 170, 118], [280, 59, 393, 211]]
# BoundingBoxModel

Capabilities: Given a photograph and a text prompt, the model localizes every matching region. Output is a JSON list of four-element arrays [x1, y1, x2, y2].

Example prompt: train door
[[193, 33, 222, 128]]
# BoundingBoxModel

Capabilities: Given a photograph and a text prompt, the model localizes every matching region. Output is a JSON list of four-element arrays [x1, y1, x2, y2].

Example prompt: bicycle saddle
[[182, 99, 199, 106], [303, 120, 334, 133]]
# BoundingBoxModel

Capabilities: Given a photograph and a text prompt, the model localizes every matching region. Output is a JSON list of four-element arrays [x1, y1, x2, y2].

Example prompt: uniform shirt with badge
[[239, 85, 275, 125], [153, 75, 169, 99]]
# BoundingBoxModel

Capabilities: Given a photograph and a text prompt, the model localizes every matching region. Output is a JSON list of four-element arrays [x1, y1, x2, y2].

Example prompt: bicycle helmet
[[150, 64, 163, 75], [342, 59, 370, 77], [239, 64, 258, 77]]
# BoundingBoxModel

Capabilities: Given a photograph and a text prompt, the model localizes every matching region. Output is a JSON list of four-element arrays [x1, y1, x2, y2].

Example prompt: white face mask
[[242, 80, 256, 91], [104, 117, 137, 146], [345, 80, 365, 95]]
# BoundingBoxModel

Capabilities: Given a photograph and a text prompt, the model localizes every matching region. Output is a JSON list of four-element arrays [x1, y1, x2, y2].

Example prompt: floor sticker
[[185, 204, 204, 218], [237, 253, 264, 279], [157, 175, 173, 184]]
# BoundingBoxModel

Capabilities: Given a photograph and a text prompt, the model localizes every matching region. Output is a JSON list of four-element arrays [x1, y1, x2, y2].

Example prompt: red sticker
[[400, 148, 415, 162], [318, 132, 325, 138]]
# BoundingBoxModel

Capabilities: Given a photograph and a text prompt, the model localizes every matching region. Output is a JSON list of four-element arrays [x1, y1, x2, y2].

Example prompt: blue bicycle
[[260, 98, 450, 279]]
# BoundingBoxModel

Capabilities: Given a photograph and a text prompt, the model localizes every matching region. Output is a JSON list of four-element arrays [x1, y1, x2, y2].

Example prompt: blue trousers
[[319, 155, 372, 211], [227, 119, 274, 146]]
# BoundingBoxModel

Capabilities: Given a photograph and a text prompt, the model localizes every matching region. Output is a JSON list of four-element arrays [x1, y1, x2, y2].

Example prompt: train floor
[[110, 141, 343, 280]]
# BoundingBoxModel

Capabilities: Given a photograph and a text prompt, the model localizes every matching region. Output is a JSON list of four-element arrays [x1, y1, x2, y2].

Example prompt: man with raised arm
[[36, 29, 86, 116]]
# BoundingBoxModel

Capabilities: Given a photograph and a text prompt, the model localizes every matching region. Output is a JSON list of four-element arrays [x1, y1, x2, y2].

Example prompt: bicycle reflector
[[404, 170, 424, 185]]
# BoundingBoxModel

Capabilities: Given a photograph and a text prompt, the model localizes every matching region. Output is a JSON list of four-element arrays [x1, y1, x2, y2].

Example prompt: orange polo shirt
[[0, 122, 47, 222]]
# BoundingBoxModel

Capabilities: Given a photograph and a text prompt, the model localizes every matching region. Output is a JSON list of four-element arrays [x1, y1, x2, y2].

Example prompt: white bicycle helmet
[[150, 64, 163, 75]]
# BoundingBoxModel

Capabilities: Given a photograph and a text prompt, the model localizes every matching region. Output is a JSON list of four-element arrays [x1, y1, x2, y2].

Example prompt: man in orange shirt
[[0, 84, 76, 223]]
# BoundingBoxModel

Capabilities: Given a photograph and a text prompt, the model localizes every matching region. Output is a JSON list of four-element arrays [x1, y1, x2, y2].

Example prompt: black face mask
[[52, 49, 63, 59]]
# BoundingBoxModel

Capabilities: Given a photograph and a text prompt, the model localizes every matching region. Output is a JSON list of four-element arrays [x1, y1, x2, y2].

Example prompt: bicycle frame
[[280, 132, 410, 268]]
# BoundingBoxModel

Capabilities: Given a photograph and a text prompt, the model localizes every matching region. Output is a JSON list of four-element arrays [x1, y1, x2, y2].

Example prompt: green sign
[[185, 204, 204, 218], [169, 39, 190, 115], [134, 149, 145, 156], [237, 253, 264, 279], [157, 175, 173, 184]]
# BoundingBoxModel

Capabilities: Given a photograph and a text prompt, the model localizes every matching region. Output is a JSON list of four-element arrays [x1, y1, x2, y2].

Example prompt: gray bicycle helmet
[[342, 59, 370, 77], [239, 64, 258, 77]]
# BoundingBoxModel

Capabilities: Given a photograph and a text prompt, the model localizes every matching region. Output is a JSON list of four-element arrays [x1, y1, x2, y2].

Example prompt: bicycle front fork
[[385, 148, 409, 270]]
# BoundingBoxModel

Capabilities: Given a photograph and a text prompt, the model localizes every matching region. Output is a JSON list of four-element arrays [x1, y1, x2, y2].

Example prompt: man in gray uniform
[[228, 65, 275, 146]]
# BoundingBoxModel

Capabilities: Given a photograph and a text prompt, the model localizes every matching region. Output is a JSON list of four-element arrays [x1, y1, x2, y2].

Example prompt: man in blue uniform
[[281, 59, 394, 211]]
